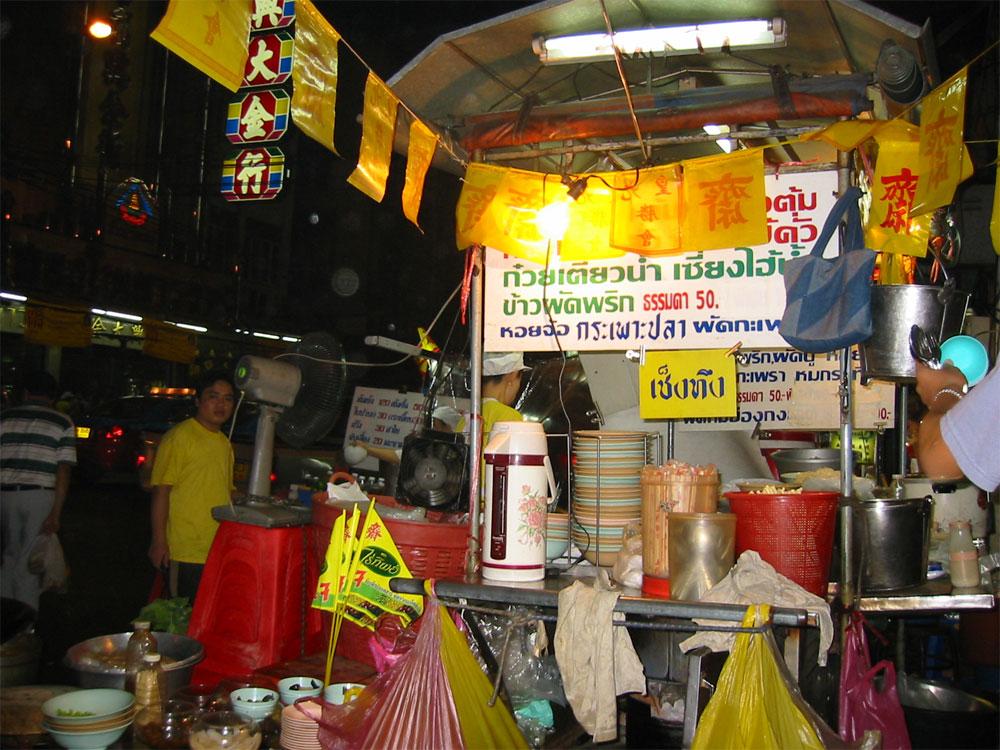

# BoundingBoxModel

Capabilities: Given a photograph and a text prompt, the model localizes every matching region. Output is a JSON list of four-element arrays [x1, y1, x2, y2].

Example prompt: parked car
[[74, 389, 197, 483]]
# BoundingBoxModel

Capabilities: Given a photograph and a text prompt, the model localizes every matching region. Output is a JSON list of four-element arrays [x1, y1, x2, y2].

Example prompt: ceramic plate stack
[[280, 700, 323, 750], [571, 431, 651, 566]]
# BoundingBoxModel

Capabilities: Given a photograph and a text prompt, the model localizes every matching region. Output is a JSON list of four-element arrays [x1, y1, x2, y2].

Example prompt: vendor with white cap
[[431, 405, 464, 432], [481, 351, 529, 445]]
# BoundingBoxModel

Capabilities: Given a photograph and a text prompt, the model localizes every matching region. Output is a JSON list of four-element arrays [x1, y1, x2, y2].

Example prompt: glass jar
[[948, 521, 980, 588], [188, 710, 262, 750], [134, 699, 196, 749]]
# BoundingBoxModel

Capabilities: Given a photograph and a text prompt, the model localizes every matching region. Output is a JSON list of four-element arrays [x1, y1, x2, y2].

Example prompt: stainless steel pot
[[859, 285, 969, 384], [769, 448, 841, 476], [851, 495, 932, 592]]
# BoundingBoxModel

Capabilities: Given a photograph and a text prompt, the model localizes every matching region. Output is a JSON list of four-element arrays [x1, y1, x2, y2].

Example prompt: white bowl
[[43, 721, 130, 750], [277, 676, 322, 705], [229, 687, 278, 721], [42, 689, 135, 723]]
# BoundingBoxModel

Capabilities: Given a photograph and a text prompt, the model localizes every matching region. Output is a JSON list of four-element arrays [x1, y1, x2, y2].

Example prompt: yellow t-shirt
[[151, 418, 235, 564], [482, 398, 522, 450]]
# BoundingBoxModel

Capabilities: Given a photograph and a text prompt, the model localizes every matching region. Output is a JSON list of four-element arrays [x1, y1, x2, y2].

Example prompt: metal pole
[[466, 241, 484, 581], [837, 148, 855, 607], [897, 385, 909, 476]]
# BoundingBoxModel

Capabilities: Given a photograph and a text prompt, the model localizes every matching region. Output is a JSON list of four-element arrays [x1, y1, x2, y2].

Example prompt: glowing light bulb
[[536, 200, 571, 240], [89, 20, 113, 38]]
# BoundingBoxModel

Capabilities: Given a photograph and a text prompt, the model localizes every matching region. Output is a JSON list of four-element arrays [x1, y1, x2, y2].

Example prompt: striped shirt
[[0, 401, 77, 486]]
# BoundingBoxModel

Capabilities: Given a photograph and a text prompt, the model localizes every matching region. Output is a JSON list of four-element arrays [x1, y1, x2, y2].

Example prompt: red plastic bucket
[[724, 491, 840, 597]]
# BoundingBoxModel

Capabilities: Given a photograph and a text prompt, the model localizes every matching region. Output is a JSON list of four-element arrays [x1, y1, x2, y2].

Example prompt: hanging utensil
[[909, 325, 942, 369]]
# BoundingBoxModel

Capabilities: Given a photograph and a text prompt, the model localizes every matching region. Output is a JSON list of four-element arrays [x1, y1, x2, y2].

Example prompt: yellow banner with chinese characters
[[610, 164, 682, 256], [24, 304, 93, 348], [456, 162, 505, 250], [142, 320, 198, 363], [150, 0, 250, 92], [402, 118, 438, 229], [291, 0, 341, 154], [802, 120, 889, 152], [911, 67, 968, 216], [864, 139, 928, 257], [639, 350, 736, 419], [681, 149, 767, 253], [558, 173, 621, 261], [347, 73, 399, 203]]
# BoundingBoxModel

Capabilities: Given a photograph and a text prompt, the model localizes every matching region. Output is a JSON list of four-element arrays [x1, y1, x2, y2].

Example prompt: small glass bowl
[[134, 699, 197, 749], [188, 710, 261, 750]]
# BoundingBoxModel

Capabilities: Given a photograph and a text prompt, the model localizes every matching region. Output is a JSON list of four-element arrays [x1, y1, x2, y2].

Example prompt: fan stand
[[247, 403, 282, 501]]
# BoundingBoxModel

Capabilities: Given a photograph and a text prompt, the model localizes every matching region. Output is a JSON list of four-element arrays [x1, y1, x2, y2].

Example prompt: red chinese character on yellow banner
[[681, 149, 766, 252], [911, 67, 967, 216], [609, 164, 681, 256], [864, 137, 929, 257]]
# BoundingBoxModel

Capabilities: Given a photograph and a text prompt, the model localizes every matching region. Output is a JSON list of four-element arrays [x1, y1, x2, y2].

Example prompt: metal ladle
[[909, 324, 942, 369]]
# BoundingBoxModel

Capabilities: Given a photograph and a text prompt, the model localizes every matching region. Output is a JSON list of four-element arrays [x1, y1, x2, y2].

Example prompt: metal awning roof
[[388, 0, 934, 174]]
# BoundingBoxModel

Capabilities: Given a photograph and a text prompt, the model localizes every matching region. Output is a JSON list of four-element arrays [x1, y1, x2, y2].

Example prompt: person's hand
[[40, 511, 60, 535], [915, 361, 967, 412], [148, 538, 170, 570]]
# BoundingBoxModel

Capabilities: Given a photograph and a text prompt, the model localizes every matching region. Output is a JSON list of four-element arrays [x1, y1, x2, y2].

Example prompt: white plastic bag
[[29, 534, 68, 592]]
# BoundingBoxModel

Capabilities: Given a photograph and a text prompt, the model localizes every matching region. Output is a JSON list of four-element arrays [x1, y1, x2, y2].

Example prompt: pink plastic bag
[[839, 613, 911, 749]]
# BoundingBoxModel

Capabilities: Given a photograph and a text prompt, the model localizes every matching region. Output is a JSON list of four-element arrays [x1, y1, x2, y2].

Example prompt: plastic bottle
[[134, 652, 168, 714], [124, 621, 158, 693], [948, 521, 979, 588]]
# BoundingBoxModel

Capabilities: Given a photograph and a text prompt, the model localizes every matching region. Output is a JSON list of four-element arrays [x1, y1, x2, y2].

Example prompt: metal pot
[[769, 448, 841, 476], [858, 285, 969, 384], [851, 495, 932, 592]]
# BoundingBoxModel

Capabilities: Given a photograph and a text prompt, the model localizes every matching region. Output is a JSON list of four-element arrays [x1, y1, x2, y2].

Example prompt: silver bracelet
[[933, 387, 964, 403]]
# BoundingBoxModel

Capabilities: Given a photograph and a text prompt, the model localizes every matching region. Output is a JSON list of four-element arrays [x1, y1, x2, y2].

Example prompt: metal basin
[[769, 448, 842, 476], [64, 632, 203, 697]]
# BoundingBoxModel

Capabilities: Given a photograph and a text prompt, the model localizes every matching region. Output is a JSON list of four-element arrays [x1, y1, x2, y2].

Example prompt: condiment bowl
[[229, 687, 279, 722], [277, 676, 322, 705]]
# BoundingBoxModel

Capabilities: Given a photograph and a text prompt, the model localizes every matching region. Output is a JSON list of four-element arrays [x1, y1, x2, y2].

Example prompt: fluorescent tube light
[[533, 18, 786, 65], [1, 292, 28, 302], [91, 308, 143, 322], [703, 124, 733, 153], [252, 331, 280, 340], [173, 322, 208, 333]]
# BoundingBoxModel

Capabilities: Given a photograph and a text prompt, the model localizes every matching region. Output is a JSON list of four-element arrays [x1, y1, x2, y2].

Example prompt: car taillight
[[270, 473, 276, 483], [136, 455, 146, 467], [104, 425, 125, 440]]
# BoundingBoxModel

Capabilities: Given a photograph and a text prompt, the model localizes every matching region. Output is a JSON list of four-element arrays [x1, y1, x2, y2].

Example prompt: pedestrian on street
[[1, 370, 76, 609], [149, 371, 237, 603]]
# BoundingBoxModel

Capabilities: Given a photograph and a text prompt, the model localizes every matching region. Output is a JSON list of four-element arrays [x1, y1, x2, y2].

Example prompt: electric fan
[[234, 332, 347, 502], [396, 429, 468, 511]]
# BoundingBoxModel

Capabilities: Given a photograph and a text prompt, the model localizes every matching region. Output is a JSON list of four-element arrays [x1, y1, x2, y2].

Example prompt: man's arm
[[149, 484, 171, 569], [914, 362, 967, 480], [41, 463, 72, 534]]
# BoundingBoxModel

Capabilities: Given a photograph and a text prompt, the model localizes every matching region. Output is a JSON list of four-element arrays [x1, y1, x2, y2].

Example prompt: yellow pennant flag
[[610, 164, 682, 256], [402, 118, 438, 229], [291, 0, 340, 154], [682, 149, 767, 252], [142, 320, 199, 363], [639, 349, 737, 419], [24, 304, 93, 348], [150, 0, 250, 92], [801, 120, 889, 152], [864, 139, 928, 257], [911, 67, 968, 216], [347, 73, 399, 203], [312, 511, 346, 611], [456, 162, 506, 250]]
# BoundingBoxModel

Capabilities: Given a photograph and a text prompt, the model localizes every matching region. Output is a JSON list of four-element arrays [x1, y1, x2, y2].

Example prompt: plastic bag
[[839, 613, 911, 749], [612, 531, 643, 589], [28, 533, 67, 592], [692, 605, 825, 750]]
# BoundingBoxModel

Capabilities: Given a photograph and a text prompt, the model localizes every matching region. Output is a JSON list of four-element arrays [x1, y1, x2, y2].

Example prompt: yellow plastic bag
[[691, 604, 824, 750]]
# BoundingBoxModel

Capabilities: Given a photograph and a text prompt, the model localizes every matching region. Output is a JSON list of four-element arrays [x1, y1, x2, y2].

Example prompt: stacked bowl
[[546, 512, 570, 561], [41, 688, 136, 750], [571, 431, 652, 566]]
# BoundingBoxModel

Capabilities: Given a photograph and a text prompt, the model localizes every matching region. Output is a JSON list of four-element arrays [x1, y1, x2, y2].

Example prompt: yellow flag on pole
[[150, 0, 250, 92], [456, 162, 505, 249], [291, 0, 341, 154], [347, 73, 399, 203], [312, 511, 346, 612], [402, 118, 438, 229], [864, 139, 928, 257], [911, 67, 968, 216], [681, 149, 767, 252]]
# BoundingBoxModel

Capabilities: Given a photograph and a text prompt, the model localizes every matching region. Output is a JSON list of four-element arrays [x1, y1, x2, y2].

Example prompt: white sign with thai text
[[484, 170, 839, 352], [677, 348, 895, 431]]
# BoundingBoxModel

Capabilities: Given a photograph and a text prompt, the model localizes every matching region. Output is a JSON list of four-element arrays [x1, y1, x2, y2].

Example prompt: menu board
[[483, 170, 839, 352]]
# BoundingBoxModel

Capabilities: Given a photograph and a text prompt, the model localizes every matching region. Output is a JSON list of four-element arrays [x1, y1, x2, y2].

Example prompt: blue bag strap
[[808, 186, 864, 258]]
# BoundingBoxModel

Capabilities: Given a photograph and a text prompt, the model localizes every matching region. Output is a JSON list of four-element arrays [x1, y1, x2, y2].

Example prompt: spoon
[[909, 325, 941, 369]]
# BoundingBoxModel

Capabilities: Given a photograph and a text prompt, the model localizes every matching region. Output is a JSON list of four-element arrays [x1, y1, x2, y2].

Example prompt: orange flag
[[681, 149, 766, 253], [347, 73, 398, 203], [150, 0, 250, 92], [402, 118, 438, 229], [291, 0, 341, 154], [911, 67, 968, 216]]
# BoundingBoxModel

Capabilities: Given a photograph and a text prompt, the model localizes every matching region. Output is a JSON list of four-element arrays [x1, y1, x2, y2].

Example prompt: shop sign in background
[[484, 170, 838, 352], [676, 348, 895, 431]]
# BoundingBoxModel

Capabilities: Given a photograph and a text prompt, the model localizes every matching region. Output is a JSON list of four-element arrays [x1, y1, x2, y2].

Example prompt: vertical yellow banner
[[456, 162, 506, 249], [559, 174, 620, 261], [610, 164, 682, 255], [150, 0, 251, 92], [864, 139, 928, 257], [291, 0, 341, 154], [682, 149, 767, 253], [639, 350, 737, 419], [481, 167, 550, 264], [402, 118, 438, 229], [911, 67, 967, 216], [347, 73, 399, 203], [24, 304, 93, 348]]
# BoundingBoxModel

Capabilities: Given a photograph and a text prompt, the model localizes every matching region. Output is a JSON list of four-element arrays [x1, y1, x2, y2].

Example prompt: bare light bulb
[[89, 20, 113, 38], [536, 200, 571, 241]]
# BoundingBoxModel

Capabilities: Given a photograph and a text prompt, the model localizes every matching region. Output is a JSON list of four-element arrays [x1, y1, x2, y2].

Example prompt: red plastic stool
[[189, 521, 324, 685]]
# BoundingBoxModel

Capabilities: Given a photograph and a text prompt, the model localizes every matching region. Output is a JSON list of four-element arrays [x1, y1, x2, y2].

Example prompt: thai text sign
[[639, 350, 737, 419], [676, 348, 895, 431], [484, 170, 838, 351], [344, 387, 426, 470]]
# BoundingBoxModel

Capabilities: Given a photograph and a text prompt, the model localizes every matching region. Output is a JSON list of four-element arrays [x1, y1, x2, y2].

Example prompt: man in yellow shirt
[[149, 372, 236, 602]]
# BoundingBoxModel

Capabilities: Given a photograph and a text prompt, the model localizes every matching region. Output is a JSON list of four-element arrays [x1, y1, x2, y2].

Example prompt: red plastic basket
[[724, 491, 840, 597]]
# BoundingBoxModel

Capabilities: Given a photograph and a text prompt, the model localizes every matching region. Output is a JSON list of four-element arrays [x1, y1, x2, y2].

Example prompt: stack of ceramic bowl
[[280, 699, 322, 750], [546, 511, 570, 561], [571, 430, 651, 566], [41, 688, 136, 750]]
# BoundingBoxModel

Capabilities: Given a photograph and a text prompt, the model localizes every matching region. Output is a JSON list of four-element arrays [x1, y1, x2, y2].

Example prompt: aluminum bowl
[[63, 632, 204, 697]]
